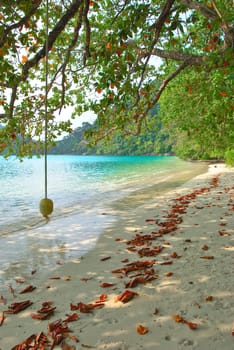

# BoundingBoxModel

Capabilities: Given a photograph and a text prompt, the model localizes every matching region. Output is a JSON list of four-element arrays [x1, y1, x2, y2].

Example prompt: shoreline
[[0, 163, 233, 349]]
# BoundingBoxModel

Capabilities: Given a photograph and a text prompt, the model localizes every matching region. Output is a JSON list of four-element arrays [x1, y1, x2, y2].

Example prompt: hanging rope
[[44, 0, 49, 199], [39, 0, 54, 218]]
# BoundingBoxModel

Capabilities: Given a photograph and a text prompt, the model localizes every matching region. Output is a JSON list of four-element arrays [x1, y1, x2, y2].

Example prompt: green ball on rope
[[39, 198, 54, 218]]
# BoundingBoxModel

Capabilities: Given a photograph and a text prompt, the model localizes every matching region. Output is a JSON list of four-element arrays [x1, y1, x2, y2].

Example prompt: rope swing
[[39, 0, 54, 218]]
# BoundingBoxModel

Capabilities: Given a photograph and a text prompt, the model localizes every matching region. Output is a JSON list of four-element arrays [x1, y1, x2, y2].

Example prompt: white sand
[[0, 163, 233, 350]]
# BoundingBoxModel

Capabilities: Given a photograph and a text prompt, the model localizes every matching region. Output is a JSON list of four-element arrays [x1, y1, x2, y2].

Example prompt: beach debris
[[63, 312, 79, 322], [205, 295, 213, 302], [116, 290, 138, 303], [112, 260, 155, 276], [125, 273, 158, 288], [218, 230, 229, 236], [31, 269, 37, 275], [5, 300, 33, 314], [137, 246, 163, 257], [201, 245, 209, 251], [0, 311, 5, 326], [81, 344, 95, 348], [11, 318, 78, 349], [100, 282, 116, 288], [100, 256, 111, 261], [50, 276, 61, 279], [61, 341, 76, 349], [56, 260, 64, 265], [70, 298, 105, 313], [172, 314, 198, 330], [80, 277, 93, 282], [7, 284, 16, 297], [0, 295, 7, 305], [31, 301, 56, 320], [19, 285, 36, 294], [11, 333, 49, 350], [165, 272, 173, 277], [137, 324, 149, 335], [14, 278, 26, 283], [153, 307, 159, 315], [200, 255, 214, 259]]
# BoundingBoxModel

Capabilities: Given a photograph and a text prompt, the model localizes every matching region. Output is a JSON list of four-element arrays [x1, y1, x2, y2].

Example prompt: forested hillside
[[49, 118, 173, 156]]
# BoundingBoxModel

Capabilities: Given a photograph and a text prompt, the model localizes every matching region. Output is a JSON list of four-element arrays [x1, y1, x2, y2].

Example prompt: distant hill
[[49, 121, 173, 156]]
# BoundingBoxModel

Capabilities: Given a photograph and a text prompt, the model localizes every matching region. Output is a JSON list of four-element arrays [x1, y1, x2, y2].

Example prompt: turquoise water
[[0, 155, 208, 291], [0, 155, 207, 235]]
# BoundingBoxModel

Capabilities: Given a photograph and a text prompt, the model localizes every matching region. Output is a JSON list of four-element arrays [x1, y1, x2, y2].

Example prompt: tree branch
[[179, 0, 217, 21], [21, 0, 84, 82], [142, 47, 205, 65], [0, 0, 43, 48]]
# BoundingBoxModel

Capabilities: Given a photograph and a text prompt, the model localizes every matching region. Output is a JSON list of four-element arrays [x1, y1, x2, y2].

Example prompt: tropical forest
[[0, 0, 233, 163]]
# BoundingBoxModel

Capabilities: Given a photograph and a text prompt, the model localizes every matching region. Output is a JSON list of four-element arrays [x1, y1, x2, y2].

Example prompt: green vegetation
[[49, 118, 173, 155], [0, 1, 233, 161]]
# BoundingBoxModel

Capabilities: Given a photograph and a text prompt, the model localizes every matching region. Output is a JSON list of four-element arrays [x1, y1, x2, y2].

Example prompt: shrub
[[225, 149, 234, 166]]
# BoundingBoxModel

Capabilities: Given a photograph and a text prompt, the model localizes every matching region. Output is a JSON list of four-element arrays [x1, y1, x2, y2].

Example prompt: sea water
[[0, 155, 207, 235], [0, 155, 207, 291]]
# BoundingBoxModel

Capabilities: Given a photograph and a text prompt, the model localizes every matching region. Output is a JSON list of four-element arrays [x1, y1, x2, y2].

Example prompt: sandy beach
[[0, 163, 233, 350]]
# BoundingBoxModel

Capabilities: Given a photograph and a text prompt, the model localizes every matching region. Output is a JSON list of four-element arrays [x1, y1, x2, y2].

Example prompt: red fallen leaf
[[137, 324, 148, 334], [116, 290, 138, 303], [61, 341, 76, 350], [42, 301, 53, 307], [67, 334, 79, 343], [80, 277, 92, 282], [14, 278, 26, 283], [219, 230, 229, 236], [200, 256, 214, 259], [172, 314, 184, 323], [165, 272, 173, 277], [205, 295, 213, 302], [145, 218, 156, 222], [51, 334, 64, 347], [186, 321, 198, 330], [172, 315, 198, 330], [201, 245, 209, 251], [49, 322, 72, 339], [96, 294, 108, 302], [170, 252, 180, 258], [232, 327, 234, 336], [31, 310, 54, 320], [0, 312, 5, 326], [5, 300, 33, 314], [100, 256, 111, 261], [71, 301, 104, 313], [63, 313, 79, 322], [0, 295, 7, 305], [11, 334, 37, 350], [65, 275, 72, 281], [115, 238, 123, 241], [100, 282, 116, 288], [37, 305, 56, 314], [48, 319, 62, 333], [19, 285, 36, 294], [35, 331, 50, 345]]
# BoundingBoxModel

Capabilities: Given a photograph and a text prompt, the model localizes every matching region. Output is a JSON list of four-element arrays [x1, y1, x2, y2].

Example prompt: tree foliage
[[0, 0, 233, 158]]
